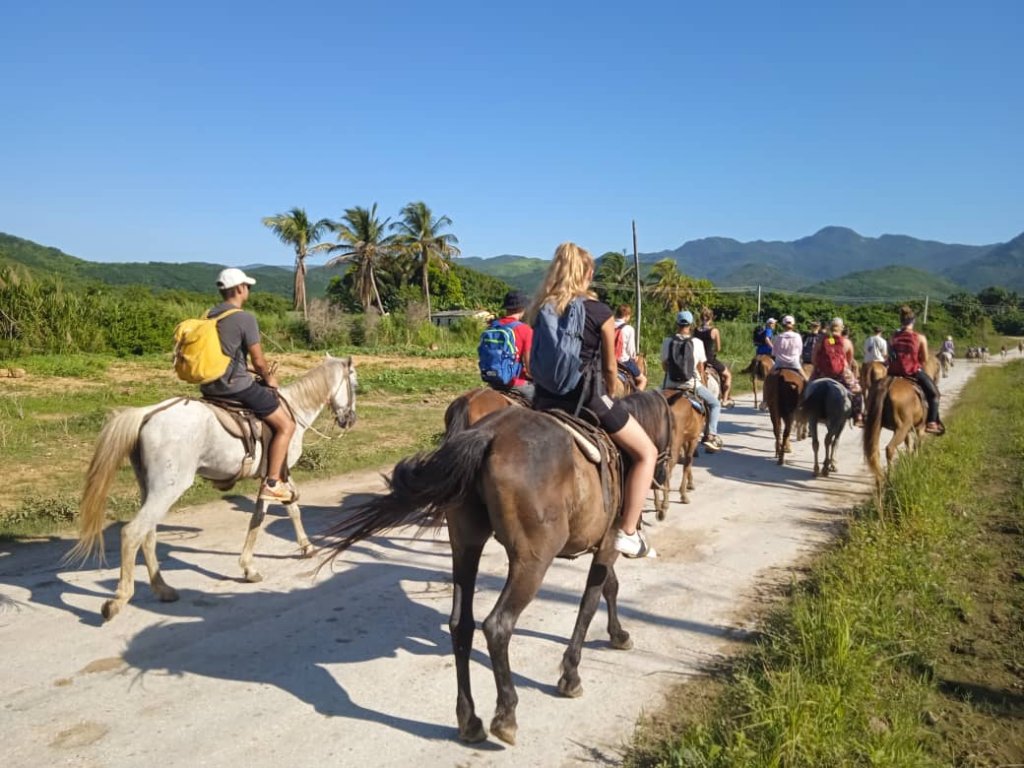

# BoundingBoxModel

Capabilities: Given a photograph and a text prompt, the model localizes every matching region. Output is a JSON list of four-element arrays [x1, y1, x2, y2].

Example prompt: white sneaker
[[614, 529, 651, 559]]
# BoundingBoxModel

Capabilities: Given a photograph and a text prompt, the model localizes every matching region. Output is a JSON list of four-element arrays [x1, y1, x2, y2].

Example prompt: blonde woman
[[528, 242, 658, 558]]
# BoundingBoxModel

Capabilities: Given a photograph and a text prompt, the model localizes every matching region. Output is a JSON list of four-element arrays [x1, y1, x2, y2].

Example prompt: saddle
[[889, 375, 928, 411], [615, 363, 639, 389], [198, 397, 274, 489], [663, 386, 706, 415]]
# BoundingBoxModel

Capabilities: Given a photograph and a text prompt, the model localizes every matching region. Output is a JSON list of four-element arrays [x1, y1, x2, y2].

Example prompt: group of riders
[[204, 244, 952, 563], [753, 310, 946, 436]]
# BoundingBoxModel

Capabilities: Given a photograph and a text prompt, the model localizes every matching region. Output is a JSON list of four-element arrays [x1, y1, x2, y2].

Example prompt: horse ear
[[324, 352, 333, 360], [345, 355, 353, 367]]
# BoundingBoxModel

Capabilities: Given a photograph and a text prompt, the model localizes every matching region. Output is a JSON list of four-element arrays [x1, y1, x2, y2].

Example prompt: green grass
[[625, 361, 1024, 767]]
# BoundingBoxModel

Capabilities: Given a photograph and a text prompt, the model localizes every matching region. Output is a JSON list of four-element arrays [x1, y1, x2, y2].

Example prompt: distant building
[[430, 309, 493, 328]]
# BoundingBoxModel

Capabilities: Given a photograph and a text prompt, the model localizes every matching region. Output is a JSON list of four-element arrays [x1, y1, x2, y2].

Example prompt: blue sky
[[1, 0, 1020, 266]]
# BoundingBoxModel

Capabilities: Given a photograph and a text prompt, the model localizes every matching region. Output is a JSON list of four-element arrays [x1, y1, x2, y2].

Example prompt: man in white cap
[[771, 315, 806, 380], [660, 310, 723, 452], [201, 268, 297, 503]]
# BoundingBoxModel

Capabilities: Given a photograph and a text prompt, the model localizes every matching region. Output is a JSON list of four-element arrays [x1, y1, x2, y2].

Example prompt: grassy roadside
[[625, 361, 1024, 767]]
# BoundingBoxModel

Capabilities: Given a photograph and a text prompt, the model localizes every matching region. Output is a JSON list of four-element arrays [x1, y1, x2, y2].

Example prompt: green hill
[[801, 265, 960, 299], [944, 232, 1024, 292], [0, 232, 342, 298], [457, 254, 549, 292]]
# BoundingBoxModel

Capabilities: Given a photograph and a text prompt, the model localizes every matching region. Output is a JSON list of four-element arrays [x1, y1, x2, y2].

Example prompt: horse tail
[[66, 406, 150, 565], [863, 378, 887, 484], [740, 356, 755, 375], [320, 426, 496, 566]]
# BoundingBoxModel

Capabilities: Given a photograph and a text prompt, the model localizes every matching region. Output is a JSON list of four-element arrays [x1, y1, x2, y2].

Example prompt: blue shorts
[[619, 359, 642, 378]]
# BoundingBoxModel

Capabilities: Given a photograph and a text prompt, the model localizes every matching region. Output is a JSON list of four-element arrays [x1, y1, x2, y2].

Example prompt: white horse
[[68, 354, 357, 621]]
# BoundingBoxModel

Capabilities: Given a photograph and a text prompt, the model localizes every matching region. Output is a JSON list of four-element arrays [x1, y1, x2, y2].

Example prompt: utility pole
[[756, 284, 762, 322], [632, 219, 641, 354], [923, 295, 929, 325]]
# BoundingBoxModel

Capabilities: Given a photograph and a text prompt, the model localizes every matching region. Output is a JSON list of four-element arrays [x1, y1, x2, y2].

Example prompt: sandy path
[[0, 359, 992, 767]]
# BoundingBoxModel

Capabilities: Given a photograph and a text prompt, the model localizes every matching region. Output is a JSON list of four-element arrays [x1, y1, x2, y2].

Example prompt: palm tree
[[261, 208, 330, 318], [321, 204, 394, 315], [594, 251, 636, 307], [391, 201, 460, 321], [647, 259, 696, 313]]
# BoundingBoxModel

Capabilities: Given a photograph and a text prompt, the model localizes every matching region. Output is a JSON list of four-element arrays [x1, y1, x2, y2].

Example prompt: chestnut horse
[[763, 368, 805, 465], [744, 354, 774, 409], [862, 376, 926, 487], [860, 361, 887, 394], [611, 354, 648, 398], [653, 389, 707, 511], [323, 402, 668, 745]]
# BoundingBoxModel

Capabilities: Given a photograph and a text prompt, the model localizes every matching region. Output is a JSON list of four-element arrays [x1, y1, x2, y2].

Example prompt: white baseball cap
[[781, 315, 795, 326], [766, 317, 777, 324], [216, 267, 256, 290]]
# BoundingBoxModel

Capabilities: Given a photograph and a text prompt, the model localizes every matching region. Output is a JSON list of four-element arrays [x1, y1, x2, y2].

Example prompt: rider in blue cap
[[660, 310, 723, 452]]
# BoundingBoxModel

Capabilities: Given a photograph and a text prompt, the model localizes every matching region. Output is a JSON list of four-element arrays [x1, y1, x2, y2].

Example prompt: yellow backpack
[[172, 308, 243, 384]]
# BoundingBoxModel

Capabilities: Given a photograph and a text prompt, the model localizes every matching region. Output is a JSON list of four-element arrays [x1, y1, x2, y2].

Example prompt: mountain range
[[464, 227, 1024, 296], [1, 226, 1021, 300]]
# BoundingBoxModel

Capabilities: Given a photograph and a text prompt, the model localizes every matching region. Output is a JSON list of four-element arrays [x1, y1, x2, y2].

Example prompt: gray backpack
[[530, 298, 586, 395]]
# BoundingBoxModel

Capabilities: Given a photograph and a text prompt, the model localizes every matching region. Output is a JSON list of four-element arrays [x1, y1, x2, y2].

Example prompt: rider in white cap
[[772, 315, 807, 380], [202, 268, 298, 503]]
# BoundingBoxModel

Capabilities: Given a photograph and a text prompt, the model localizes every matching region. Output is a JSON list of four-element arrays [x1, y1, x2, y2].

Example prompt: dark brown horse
[[863, 376, 926, 487], [744, 354, 774, 409], [653, 389, 707, 510], [323, 400, 670, 745], [763, 368, 805, 465], [796, 378, 851, 477]]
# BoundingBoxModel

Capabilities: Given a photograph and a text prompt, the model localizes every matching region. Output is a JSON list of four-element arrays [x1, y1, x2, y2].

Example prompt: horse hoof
[[783, 443, 792, 453], [610, 633, 634, 651], [101, 600, 121, 622], [558, 676, 584, 698], [458, 718, 488, 743], [656, 510, 666, 522], [686, 482, 695, 491], [813, 468, 820, 477], [244, 571, 264, 583], [490, 718, 518, 745], [157, 587, 180, 603], [681, 496, 691, 505]]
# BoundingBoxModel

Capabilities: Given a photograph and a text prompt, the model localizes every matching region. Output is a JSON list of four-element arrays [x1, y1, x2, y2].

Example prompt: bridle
[[278, 360, 356, 441]]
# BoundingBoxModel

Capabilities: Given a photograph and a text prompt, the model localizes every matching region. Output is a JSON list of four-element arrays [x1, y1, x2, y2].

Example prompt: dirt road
[[0, 359, 989, 767]]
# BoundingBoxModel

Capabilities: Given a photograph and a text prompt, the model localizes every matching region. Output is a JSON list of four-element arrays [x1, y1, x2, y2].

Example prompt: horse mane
[[282, 358, 344, 411]]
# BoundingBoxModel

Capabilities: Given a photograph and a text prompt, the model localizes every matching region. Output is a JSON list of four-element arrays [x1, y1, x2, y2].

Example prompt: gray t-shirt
[[199, 303, 261, 396]]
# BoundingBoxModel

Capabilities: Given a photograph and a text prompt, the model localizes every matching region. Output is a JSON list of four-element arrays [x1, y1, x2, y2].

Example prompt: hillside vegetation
[[801, 265, 960, 300]]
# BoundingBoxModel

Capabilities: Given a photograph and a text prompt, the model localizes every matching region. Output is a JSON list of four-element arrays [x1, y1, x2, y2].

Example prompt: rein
[[277, 361, 355, 443]]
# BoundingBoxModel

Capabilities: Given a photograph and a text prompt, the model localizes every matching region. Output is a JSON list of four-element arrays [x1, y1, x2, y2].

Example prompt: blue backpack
[[478, 320, 523, 386], [530, 298, 586, 395]]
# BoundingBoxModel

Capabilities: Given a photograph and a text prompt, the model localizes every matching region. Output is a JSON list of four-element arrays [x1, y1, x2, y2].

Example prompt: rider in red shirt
[[496, 290, 534, 399], [888, 305, 944, 435]]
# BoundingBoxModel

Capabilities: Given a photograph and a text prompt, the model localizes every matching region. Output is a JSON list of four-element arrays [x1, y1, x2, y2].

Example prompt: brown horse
[[743, 354, 774, 409], [860, 361, 887, 393], [443, 387, 521, 438], [322, 401, 669, 745], [763, 368, 805, 465], [611, 354, 648, 398], [653, 389, 707, 511], [862, 376, 926, 487], [445, 387, 676, 518]]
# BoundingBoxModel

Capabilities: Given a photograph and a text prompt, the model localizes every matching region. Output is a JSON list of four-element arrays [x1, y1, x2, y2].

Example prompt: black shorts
[[227, 382, 281, 418], [707, 359, 727, 375], [535, 375, 630, 434]]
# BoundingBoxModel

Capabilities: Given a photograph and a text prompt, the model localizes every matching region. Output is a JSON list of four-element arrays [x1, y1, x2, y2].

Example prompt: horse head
[[326, 354, 358, 429]]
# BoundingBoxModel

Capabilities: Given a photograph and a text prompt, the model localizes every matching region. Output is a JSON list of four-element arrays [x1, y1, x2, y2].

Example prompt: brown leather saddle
[[198, 396, 275, 489]]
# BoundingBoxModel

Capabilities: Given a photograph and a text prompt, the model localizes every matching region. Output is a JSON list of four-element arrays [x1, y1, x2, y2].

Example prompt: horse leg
[[811, 423, 821, 476], [752, 376, 758, 409], [825, 428, 840, 474], [679, 443, 693, 503], [559, 549, 621, 699], [600, 563, 633, 651], [286, 501, 314, 557], [238, 500, 269, 582], [102, 483, 184, 621], [141, 530, 179, 603], [448, 503, 491, 743], [483, 557, 552, 745]]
